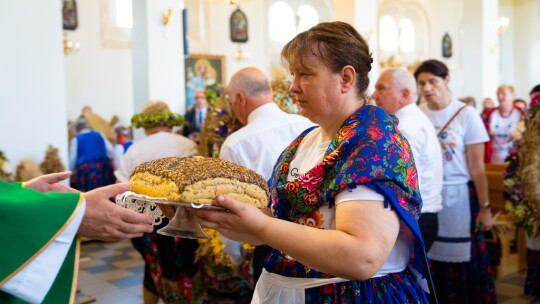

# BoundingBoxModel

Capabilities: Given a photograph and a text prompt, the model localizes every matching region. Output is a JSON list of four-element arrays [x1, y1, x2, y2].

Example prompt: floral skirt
[[525, 249, 540, 297], [429, 182, 496, 304], [194, 255, 254, 303], [71, 158, 115, 191], [131, 221, 199, 303], [301, 269, 428, 304]]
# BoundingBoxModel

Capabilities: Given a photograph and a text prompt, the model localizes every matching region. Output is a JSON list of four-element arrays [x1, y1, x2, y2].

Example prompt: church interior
[[1, 0, 540, 303]]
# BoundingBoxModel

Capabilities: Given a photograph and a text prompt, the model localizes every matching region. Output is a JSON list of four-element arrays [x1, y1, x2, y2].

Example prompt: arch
[[377, 0, 429, 66]]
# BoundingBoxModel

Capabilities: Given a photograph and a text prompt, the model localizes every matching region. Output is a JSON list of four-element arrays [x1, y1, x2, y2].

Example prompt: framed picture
[[62, 0, 78, 30], [230, 8, 248, 43], [184, 54, 226, 109]]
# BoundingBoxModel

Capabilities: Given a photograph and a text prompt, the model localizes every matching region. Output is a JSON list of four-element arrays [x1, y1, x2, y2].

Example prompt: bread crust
[[129, 156, 269, 207]]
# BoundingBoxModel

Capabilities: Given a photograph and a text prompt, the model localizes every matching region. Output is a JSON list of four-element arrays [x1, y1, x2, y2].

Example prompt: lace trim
[[115, 191, 165, 226]]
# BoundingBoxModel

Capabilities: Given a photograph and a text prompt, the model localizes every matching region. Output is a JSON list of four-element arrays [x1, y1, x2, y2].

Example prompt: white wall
[[499, 0, 515, 93], [65, 0, 133, 126], [198, 1, 275, 81], [513, 0, 540, 99], [0, 0, 69, 174], [131, 0, 185, 141]]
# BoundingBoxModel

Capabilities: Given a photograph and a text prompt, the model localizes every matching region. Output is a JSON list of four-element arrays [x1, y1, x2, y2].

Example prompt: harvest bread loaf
[[129, 156, 269, 208]]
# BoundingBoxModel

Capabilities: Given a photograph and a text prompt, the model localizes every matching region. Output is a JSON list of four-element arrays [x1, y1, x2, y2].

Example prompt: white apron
[[251, 269, 348, 304]]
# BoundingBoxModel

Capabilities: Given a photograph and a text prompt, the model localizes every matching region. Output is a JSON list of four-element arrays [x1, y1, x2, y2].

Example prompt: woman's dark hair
[[530, 84, 540, 96], [413, 59, 449, 80], [281, 21, 372, 99]]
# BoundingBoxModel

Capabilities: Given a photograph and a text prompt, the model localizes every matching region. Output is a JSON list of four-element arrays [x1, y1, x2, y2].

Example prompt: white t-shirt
[[420, 100, 489, 185], [287, 128, 413, 276], [395, 103, 443, 213], [114, 131, 198, 182], [488, 108, 522, 164]]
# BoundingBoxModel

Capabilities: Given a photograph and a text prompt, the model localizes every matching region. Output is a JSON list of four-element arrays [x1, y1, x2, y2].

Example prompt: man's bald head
[[227, 67, 273, 125], [372, 68, 418, 114], [228, 67, 272, 100]]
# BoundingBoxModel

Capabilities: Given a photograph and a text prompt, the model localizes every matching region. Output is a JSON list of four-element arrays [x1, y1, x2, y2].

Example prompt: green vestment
[[0, 181, 83, 303]]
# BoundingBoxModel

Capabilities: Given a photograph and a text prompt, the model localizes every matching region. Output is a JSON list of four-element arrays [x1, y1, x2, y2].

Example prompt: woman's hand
[[191, 195, 271, 245], [475, 208, 493, 232], [78, 183, 154, 241], [25, 171, 79, 193]]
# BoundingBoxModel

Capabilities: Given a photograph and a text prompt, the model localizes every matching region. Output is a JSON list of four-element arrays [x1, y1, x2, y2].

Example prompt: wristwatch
[[480, 201, 491, 209]]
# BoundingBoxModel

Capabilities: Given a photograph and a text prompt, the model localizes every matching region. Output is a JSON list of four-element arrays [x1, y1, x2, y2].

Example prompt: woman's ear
[[341, 65, 356, 93]]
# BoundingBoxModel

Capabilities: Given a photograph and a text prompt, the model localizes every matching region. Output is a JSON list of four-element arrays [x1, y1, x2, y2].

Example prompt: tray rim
[[122, 193, 227, 211]]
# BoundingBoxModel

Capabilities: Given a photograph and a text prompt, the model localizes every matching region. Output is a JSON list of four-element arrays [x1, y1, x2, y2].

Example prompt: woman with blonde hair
[[486, 84, 524, 163]]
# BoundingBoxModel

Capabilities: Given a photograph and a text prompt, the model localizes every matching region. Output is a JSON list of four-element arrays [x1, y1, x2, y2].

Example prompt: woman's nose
[[289, 77, 300, 94]]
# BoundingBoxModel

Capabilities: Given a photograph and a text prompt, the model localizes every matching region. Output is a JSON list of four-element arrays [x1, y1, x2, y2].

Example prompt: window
[[100, 0, 131, 48], [269, 1, 296, 42], [377, 1, 428, 66], [267, 0, 330, 67], [268, 1, 320, 42], [379, 15, 398, 52], [115, 0, 133, 29], [398, 18, 415, 53], [297, 4, 319, 32]]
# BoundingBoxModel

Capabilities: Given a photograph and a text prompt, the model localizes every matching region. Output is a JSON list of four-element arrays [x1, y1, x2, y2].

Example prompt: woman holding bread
[[192, 21, 429, 303]]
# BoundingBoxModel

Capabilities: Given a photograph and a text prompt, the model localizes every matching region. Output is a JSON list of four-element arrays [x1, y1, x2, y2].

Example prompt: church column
[[461, 0, 499, 103], [333, 0, 378, 91], [132, 0, 185, 139], [512, 0, 540, 98]]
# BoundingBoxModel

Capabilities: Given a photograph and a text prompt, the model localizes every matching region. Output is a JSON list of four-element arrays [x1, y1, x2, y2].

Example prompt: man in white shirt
[[372, 68, 443, 250], [220, 67, 315, 283]]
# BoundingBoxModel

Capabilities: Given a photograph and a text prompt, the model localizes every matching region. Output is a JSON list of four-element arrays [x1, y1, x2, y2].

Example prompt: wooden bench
[[484, 163, 526, 278], [485, 163, 506, 213]]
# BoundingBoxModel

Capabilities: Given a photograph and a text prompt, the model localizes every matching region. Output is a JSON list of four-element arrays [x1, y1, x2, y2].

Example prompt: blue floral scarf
[[265, 105, 427, 282]]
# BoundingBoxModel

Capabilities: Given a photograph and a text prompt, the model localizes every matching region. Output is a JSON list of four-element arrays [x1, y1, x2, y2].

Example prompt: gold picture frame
[[184, 54, 226, 109]]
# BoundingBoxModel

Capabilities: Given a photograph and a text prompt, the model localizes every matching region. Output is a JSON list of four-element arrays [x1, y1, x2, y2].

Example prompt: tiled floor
[[77, 240, 146, 304], [77, 240, 538, 304]]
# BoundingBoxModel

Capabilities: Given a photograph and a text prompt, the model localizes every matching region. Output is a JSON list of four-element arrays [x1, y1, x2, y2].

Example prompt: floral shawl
[[265, 105, 426, 281]]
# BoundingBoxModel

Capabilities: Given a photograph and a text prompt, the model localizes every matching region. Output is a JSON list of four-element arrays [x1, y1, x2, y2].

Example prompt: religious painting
[[230, 8, 248, 43], [442, 32, 452, 58], [62, 0, 78, 30], [184, 54, 226, 109]]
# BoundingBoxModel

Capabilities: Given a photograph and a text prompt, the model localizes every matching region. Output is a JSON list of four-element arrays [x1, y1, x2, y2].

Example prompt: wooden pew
[[484, 163, 526, 278], [485, 163, 506, 214]]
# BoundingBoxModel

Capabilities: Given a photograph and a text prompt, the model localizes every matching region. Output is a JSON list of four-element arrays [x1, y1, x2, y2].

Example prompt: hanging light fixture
[[496, 16, 510, 35], [63, 33, 80, 55]]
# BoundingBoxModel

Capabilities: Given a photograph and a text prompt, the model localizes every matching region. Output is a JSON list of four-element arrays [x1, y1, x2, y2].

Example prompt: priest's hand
[[78, 183, 154, 241], [25, 171, 79, 193]]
